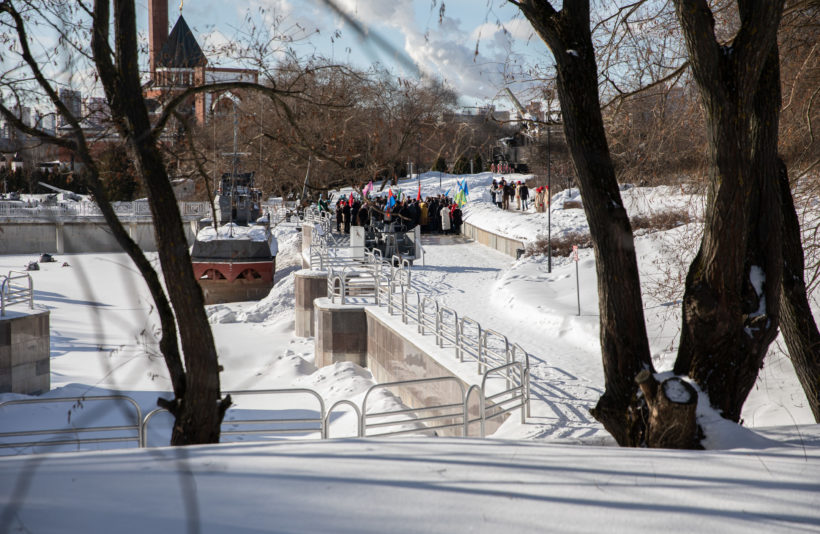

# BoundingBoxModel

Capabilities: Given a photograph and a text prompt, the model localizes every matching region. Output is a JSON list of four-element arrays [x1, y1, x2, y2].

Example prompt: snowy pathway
[[413, 235, 610, 443]]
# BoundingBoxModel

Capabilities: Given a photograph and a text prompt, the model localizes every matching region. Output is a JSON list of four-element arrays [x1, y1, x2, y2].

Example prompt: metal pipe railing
[[360, 376, 466, 438], [324, 399, 363, 438], [1, 271, 34, 316], [481, 362, 527, 425], [141, 389, 327, 447], [0, 395, 142, 451], [1, 366, 527, 454]]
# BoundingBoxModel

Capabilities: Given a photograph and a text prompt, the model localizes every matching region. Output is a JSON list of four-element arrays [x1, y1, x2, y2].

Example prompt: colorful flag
[[417, 184, 421, 201], [454, 190, 464, 207], [362, 181, 373, 197]]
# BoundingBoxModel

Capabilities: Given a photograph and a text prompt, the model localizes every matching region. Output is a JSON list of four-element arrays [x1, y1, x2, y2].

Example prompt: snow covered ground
[[1, 171, 819, 532]]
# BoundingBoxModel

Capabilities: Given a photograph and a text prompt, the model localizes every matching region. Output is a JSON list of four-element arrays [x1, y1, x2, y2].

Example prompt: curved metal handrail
[[464, 384, 486, 438], [361, 376, 467, 438], [324, 399, 363, 438]]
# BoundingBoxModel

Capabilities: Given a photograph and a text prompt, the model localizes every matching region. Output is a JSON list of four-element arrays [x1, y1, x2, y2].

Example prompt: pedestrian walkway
[[411, 235, 608, 443]]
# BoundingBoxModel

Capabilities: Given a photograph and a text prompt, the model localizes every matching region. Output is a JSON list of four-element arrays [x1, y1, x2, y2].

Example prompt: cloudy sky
[[135, 0, 553, 108]]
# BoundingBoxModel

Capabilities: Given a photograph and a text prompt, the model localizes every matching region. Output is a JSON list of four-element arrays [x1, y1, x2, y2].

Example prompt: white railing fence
[[0, 367, 528, 455], [0, 200, 211, 220], [0, 271, 34, 316]]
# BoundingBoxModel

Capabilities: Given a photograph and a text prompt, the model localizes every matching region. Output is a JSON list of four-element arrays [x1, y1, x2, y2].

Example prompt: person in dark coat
[[357, 203, 370, 227], [342, 201, 351, 234], [335, 200, 343, 232], [351, 200, 361, 228], [502, 180, 513, 210], [451, 204, 463, 235], [427, 198, 439, 233], [520, 183, 530, 210]]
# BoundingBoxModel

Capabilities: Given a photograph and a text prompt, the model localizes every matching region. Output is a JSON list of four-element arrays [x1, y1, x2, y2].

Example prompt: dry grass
[[525, 208, 694, 258], [525, 232, 592, 258], [631, 208, 692, 233]]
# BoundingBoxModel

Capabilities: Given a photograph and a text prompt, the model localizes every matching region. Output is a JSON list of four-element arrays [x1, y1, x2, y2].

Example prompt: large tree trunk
[[673, 2, 784, 422], [93, 0, 228, 444], [777, 159, 820, 421], [514, 1, 653, 446], [0, 1, 187, 404]]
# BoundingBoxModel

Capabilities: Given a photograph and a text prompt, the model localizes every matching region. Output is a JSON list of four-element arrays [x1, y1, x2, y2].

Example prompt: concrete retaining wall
[[461, 221, 525, 258], [294, 270, 328, 337], [365, 308, 502, 437], [311, 295, 510, 436], [301, 224, 313, 268], [0, 310, 50, 395], [314, 298, 367, 367], [0, 219, 197, 254]]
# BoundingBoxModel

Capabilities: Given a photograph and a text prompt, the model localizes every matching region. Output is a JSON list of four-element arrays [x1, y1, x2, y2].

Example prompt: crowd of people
[[329, 193, 463, 235], [489, 179, 548, 213]]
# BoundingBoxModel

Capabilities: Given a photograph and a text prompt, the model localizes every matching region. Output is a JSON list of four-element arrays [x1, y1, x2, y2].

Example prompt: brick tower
[[148, 0, 168, 79]]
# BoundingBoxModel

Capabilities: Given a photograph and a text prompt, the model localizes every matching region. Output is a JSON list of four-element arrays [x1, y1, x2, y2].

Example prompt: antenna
[[230, 100, 237, 237]]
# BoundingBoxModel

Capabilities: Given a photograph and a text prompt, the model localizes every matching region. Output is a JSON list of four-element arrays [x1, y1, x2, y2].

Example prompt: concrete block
[[0, 310, 50, 394], [0, 322, 9, 345], [0, 367, 10, 391], [11, 361, 37, 383], [0, 345, 10, 368], [314, 298, 367, 368], [11, 339, 43, 366], [294, 270, 328, 337], [9, 311, 48, 344]]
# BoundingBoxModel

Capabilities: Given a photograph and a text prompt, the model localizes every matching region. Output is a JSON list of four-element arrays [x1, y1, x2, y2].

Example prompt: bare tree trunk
[[673, 1, 784, 422], [513, 1, 653, 446], [0, 0, 187, 404], [777, 159, 820, 421], [636, 371, 700, 449], [93, 0, 228, 444]]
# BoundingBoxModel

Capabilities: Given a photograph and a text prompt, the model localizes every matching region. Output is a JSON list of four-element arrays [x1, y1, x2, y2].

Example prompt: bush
[[630, 209, 692, 233], [432, 156, 447, 172], [472, 153, 483, 173], [452, 155, 470, 174], [526, 231, 592, 258], [525, 209, 695, 258]]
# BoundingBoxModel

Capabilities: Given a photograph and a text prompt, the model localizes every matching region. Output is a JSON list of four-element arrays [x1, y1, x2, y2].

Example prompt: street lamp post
[[416, 133, 421, 177], [547, 123, 552, 273]]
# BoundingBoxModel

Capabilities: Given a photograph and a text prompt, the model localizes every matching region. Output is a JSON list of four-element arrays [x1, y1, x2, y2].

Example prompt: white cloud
[[192, 1, 546, 104]]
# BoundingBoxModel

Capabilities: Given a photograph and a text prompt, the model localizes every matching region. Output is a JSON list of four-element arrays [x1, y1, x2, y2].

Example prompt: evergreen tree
[[432, 156, 447, 172]]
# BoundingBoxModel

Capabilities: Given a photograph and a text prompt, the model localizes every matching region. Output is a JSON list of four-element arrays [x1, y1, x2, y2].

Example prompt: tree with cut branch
[[510, 0, 820, 446]]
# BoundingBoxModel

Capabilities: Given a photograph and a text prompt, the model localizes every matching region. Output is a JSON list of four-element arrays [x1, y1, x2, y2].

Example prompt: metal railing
[[361, 376, 467, 437], [141, 388, 327, 447], [0, 271, 34, 316], [0, 363, 529, 455], [482, 362, 531, 422], [327, 266, 380, 304], [0, 200, 210, 221], [0, 395, 143, 452], [306, 205, 531, 416]]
